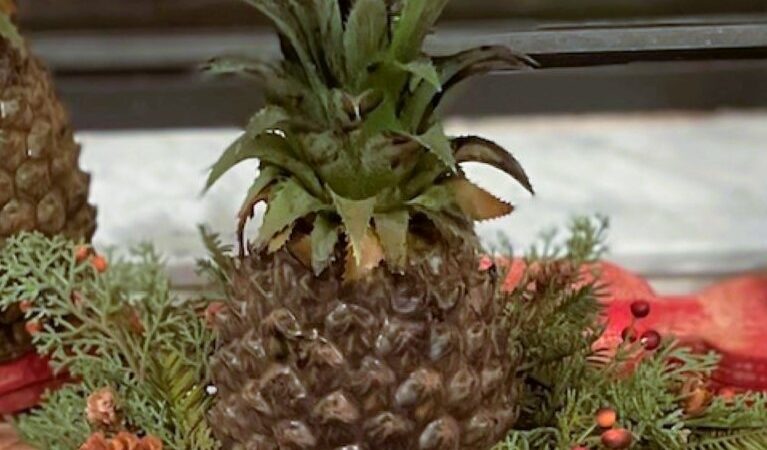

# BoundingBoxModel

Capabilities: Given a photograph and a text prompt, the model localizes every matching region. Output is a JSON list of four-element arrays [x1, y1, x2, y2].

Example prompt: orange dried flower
[[110, 432, 141, 450], [80, 432, 110, 450], [86, 387, 119, 428], [139, 435, 163, 450], [79, 432, 163, 450]]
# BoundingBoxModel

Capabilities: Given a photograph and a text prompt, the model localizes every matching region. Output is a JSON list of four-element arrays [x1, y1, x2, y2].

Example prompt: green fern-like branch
[[0, 233, 218, 450]]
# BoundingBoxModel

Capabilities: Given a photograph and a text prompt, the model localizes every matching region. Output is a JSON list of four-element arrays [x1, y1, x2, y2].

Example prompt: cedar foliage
[[2, 222, 767, 449], [0, 233, 217, 450], [495, 217, 767, 450]]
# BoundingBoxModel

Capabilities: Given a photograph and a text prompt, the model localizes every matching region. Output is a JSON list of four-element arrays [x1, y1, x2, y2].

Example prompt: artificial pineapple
[[206, 0, 534, 448], [0, 2, 96, 361]]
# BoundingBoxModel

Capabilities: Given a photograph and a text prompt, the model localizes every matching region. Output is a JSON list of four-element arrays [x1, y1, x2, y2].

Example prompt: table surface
[[79, 110, 767, 294]]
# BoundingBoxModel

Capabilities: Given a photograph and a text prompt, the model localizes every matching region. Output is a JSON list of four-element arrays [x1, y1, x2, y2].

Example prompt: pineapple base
[[210, 241, 521, 449]]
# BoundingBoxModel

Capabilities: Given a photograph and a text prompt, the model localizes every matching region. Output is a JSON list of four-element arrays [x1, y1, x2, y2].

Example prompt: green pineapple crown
[[205, 0, 534, 276]]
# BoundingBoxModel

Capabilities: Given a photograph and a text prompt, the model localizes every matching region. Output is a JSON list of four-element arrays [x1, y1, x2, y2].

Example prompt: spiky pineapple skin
[[210, 242, 520, 449], [0, 39, 96, 362]]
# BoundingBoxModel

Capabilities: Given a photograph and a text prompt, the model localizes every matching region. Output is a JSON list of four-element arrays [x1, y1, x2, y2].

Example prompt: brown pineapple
[[205, 0, 534, 448], [0, 4, 96, 362]]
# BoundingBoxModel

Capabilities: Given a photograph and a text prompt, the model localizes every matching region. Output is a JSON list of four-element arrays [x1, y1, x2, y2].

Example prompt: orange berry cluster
[[75, 245, 108, 273], [571, 407, 632, 450]]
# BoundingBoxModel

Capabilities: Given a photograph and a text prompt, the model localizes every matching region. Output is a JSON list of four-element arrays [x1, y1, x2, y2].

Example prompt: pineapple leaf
[[361, 95, 401, 136], [245, 105, 290, 138], [403, 45, 532, 131], [344, 0, 388, 85], [411, 123, 456, 170], [267, 224, 294, 253], [410, 204, 477, 246], [287, 233, 312, 267], [436, 45, 534, 90], [238, 166, 282, 221], [243, 0, 325, 93], [407, 181, 481, 237], [256, 179, 326, 248], [201, 56, 276, 80], [390, 0, 450, 62], [205, 133, 324, 198], [285, 0, 324, 74], [0, 13, 24, 56], [314, 0, 345, 82], [343, 228, 384, 281], [453, 136, 534, 194], [237, 166, 282, 251], [397, 59, 442, 92], [310, 214, 339, 275], [331, 191, 376, 266], [408, 183, 453, 213], [401, 152, 446, 200], [444, 177, 515, 221], [374, 210, 409, 272]]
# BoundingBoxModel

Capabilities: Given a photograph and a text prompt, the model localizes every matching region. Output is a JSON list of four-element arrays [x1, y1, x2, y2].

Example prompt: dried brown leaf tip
[[86, 387, 119, 428], [446, 177, 514, 221], [343, 229, 384, 282], [79, 432, 163, 450]]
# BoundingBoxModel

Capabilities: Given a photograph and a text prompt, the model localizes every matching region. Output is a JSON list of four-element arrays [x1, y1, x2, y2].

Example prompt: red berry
[[571, 446, 589, 450], [74, 245, 91, 263], [601, 428, 632, 449], [640, 330, 662, 350], [90, 254, 109, 273], [630, 299, 651, 318], [596, 407, 617, 428], [621, 327, 637, 343]]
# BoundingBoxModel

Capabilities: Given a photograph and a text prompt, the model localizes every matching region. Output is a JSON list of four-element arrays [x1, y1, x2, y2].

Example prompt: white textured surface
[[78, 111, 767, 291]]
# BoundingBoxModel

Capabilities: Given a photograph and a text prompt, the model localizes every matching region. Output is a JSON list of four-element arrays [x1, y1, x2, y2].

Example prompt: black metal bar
[[24, 15, 767, 129], [56, 59, 767, 130], [29, 19, 767, 72]]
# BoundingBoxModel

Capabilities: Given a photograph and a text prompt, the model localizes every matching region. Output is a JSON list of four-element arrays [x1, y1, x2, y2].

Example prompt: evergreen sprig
[[496, 217, 767, 450], [0, 232, 217, 450], [4, 224, 767, 450]]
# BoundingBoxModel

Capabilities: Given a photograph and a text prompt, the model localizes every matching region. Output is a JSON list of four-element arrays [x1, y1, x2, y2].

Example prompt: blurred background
[[16, 0, 767, 292]]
